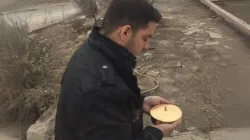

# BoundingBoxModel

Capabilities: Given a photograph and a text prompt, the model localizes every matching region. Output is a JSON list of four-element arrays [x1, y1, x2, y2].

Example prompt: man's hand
[[143, 96, 172, 114], [153, 119, 181, 137]]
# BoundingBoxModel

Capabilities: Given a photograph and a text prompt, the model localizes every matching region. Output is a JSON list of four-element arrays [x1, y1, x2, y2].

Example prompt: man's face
[[122, 22, 158, 56]]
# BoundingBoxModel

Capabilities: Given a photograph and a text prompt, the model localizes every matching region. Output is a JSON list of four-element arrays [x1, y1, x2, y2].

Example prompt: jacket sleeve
[[78, 87, 163, 140]]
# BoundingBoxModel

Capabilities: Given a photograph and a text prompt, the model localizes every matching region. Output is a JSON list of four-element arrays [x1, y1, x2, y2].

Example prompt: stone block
[[27, 105, 56, 140]]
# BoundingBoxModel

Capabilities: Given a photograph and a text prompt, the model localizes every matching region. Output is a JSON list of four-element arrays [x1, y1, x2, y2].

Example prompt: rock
[[221, 54, 232, 60], [78, 15, 86, 20], [198, 23, 206, 27], [164, 130, 209, 140], [205, 41, 219, 46], [139, 65, 153, 73], [87, 30, 92, 37], [174, 73, 192, 81], [218, 62, 227, 67], [191, 50, 201, 59], [194, 38, 204, 41], [157, 77, 175, 84], [165, 54, 178, 59], [78, 35, 86, 40], [182, 62, 198, 72], [172, 130, 180, 135], [0, 135, 19, 140], [196, 41, 204, 44], [180, 37, 187, 41], [165, 61, 181, 68], [224, 45, 232, 49], [211, 56, 220, 61], [159, 84, 180, 94], [138, 77, 157, 92], [146, 70, 160, 77], [183, 42, 194, 45], [181, 44, 194, 49], [184, 28, 200, 35], [195, 44, 206, 49], [209, 28, 219, 30], [209, 128, 250, 140], [187, 127, 197, 131], [144, 52, 153, 60], [27, 105, 56, 140], [159, 40, 169, 46], [75, 34, 87, 43], [206, 31, 222, 39]]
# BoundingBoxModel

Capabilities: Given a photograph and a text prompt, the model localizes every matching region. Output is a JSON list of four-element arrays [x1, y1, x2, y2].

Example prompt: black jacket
[[55, 26, 163, 140]]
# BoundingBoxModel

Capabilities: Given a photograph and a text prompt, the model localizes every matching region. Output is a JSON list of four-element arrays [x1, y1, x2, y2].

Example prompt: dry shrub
[[0, 19, 59, 125], [74, 0, 98, 24]]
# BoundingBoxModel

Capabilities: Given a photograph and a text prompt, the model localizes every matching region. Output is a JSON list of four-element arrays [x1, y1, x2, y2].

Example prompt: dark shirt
[[55, 26, 163, 140]]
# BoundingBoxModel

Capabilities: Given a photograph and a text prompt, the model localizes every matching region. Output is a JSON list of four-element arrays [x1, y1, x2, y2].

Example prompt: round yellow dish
[[150, 104, 182, 124]]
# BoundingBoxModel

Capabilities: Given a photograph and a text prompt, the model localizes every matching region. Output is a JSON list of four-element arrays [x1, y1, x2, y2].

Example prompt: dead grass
[[0, 19, 60, 126]]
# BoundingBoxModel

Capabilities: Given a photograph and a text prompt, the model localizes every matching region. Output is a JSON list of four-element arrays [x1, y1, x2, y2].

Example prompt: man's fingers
[[159, 98, 172, 104], [173, 119, 182, 126]]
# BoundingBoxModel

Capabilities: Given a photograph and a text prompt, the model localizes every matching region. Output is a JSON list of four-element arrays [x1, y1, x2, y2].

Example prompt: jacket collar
[[88, 26, 137, 72], [88, 26, 142, 106]]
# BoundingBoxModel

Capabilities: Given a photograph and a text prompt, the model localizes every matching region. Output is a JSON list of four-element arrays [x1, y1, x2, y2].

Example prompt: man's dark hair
[[100, 0, 162, 35]]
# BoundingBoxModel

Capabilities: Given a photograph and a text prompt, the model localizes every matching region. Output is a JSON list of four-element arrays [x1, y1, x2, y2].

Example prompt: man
[[55, 0, 181, 140]]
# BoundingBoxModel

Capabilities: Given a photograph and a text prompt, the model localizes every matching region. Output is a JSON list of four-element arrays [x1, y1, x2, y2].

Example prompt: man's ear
[[120, 25, 132, 42]]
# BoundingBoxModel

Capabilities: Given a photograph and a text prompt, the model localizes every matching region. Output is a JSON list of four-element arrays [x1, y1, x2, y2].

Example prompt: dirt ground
[[139, 0, 250, 132], [215, 0, 250, 24]]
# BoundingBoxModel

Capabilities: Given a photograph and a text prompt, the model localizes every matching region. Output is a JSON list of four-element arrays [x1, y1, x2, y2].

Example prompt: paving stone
[[157, 77, 175, 84], [192, 50, 201, 59], [194, 38, 205, 41], [196, 41, 204, 44], [187, 127, 197, 131], [180, 37, 187, 41], [183, 28, 201, 35], [27, 105, 56, 140], [174, 73, 193, 81], [146, 70, 160, 77], [165, 61, 182, 68], [144, 52, 153, 60], [159, 40, 170, 46], [159, 84, 180, 94], [138, 77, 157, 92], [206, 31, 223, 39], [183, 42, 195, 45], [224, 45, 232, 49], [209, 128, 250, 140], [165, 54, 178, 59], [205, 41, 219, 46], [211, 56, 220, 61], [182, 62, 199, 72], [164, 131, 209, 140], [139, 65, 153, 73], [181, 44, 194, 49], [195, 44, 206, 49]]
